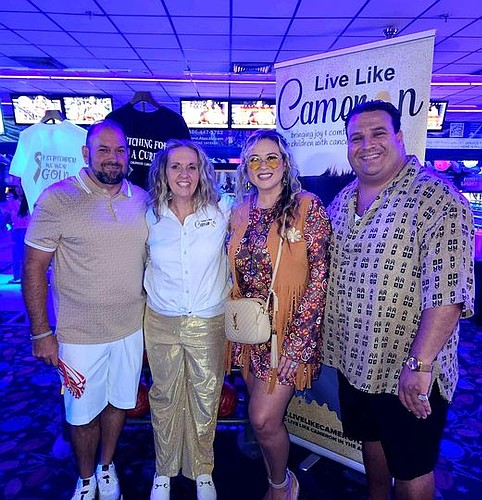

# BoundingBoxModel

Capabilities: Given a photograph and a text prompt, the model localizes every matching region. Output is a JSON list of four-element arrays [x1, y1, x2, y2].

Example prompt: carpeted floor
[[1, 299, 481, 498]]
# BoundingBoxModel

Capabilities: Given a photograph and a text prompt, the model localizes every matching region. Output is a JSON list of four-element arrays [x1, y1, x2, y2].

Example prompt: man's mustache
[[101, 161, 123, 168]]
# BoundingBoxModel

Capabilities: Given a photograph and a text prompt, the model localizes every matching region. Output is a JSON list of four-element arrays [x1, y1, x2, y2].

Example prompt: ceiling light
[[1, 69, 481, 90], [0, 73, 275, 85], [383, 27, 398, 39], [431, 82, 482, 86], [447, 109, 482, 113], [9, 56, 66, 70], [231, 63, 272, 75]]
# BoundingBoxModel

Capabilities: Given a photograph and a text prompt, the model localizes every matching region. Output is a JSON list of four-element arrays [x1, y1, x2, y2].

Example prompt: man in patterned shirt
[[322, 100, 474, 499]]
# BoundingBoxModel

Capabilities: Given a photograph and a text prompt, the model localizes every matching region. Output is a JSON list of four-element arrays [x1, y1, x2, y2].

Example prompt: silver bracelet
[[30, 330, 54, 341]]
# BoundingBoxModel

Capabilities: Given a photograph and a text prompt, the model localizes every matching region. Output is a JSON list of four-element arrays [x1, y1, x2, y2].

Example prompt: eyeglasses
[[247, 154, 281, 171]]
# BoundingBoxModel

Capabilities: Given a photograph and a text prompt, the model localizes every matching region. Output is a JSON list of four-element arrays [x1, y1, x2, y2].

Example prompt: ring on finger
[[417, 393, 428, 402]]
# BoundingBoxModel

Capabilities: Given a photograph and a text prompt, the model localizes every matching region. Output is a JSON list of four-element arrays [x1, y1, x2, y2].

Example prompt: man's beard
[[92, 162, 127, 185]]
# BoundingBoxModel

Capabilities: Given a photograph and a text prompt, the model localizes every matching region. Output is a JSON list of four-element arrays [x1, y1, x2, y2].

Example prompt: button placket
[[180, 225, 190, 312]]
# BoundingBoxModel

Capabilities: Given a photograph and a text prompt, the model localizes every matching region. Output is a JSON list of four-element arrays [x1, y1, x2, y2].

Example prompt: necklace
[[356, 192, 376, 216]]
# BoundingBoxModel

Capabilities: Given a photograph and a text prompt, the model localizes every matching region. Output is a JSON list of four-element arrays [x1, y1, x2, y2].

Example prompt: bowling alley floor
[[1, 236, 482, 499]]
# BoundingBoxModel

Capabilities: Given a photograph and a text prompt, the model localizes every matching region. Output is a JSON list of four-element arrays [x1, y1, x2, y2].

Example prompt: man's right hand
[[32, 335, 59, 366], [23, 245, 57, 366]]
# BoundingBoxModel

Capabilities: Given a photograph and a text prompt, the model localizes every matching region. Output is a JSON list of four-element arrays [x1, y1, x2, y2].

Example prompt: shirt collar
[[349, 155, 421, 197], [76, 167, 132, 198], [383, 155, 421, 194], [344, 155, 421, 217]]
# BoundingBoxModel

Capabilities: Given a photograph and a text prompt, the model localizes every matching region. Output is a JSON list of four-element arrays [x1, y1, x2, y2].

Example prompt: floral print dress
[[231, 195, 330, 384]]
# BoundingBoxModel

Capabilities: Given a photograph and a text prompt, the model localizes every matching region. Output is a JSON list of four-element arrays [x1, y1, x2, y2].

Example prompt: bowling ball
[[126, 382, 150, 418], [218, 380, 238, 418]]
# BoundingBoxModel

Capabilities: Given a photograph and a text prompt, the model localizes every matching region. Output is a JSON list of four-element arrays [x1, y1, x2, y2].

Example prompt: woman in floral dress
[[226, 130, 331, 500]]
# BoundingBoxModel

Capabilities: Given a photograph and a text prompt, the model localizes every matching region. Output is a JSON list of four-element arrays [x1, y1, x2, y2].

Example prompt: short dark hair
[[344, 100, 401, 134], [85, 119, 127, 149]]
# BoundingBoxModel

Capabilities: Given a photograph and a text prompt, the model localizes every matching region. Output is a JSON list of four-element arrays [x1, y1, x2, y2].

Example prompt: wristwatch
[[405, 355, 433, 372]]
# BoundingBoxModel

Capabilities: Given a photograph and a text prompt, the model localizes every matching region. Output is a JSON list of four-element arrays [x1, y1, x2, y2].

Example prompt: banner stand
[[290, 435, 365, 474]]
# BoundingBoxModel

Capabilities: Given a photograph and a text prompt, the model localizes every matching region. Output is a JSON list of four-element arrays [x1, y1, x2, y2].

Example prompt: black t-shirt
[[106, 104, 191, 189]]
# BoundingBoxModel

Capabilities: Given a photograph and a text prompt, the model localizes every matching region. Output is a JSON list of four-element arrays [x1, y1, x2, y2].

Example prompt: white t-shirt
[[9, 120, 87, 212], [144, 194, 233, 318]]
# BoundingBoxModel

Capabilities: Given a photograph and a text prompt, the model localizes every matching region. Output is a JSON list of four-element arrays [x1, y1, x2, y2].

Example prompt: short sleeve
[[419, 198, 474, 317], [25, 189, 62, 252]]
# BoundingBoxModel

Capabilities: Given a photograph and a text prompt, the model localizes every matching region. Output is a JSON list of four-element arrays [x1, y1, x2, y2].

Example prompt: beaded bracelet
[[30, 330, 54, 341]]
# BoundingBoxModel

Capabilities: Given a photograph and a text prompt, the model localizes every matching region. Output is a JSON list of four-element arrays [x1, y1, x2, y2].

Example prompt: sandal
[[268, 469, 299, 500]]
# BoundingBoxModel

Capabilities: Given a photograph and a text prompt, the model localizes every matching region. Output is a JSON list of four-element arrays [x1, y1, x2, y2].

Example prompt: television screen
[[11, 94, 63, 125], [427, 100, 448, 131], [63, 95, 113, 124], [180, 99, 229, 129], [230, 100, 276, 129], [0, 106, 4, 135]]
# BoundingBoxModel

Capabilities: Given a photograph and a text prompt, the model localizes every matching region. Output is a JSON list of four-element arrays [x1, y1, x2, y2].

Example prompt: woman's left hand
[[278, 355, 298, 382]]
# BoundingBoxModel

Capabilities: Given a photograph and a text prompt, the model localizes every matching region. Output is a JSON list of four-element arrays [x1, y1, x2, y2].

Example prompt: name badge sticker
[[195, 218, 216, 229]]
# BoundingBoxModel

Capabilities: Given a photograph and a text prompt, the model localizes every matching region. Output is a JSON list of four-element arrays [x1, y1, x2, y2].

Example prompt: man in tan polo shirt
[[23, 120, 148, 500]]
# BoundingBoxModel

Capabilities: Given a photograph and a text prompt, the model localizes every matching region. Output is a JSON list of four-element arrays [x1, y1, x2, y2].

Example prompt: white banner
[[275, 30, 435, 176], [286, 366, 364, 470]]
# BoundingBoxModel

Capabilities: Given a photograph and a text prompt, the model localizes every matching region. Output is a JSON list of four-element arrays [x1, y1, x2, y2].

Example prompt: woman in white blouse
[[144, 139, 232, 500]]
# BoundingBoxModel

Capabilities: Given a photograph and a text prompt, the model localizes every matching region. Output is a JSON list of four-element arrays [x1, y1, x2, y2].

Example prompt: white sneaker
[[196, 474, 217, 500], [95, 463, 121, 500], [150, 474, 170, 500], [71, 475, 96, 500]]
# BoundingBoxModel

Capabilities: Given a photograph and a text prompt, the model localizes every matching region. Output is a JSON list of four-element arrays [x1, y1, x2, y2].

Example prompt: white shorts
[[59, 328, 143, 426]]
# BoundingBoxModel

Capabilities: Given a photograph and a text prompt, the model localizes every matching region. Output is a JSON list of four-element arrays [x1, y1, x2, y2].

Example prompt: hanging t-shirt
[[106, 103, 191, 189], [9, 120, 87, 212]]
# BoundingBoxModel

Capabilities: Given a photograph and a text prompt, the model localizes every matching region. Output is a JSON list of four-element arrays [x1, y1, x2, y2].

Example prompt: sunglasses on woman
[[247, 154, 282, 171]]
